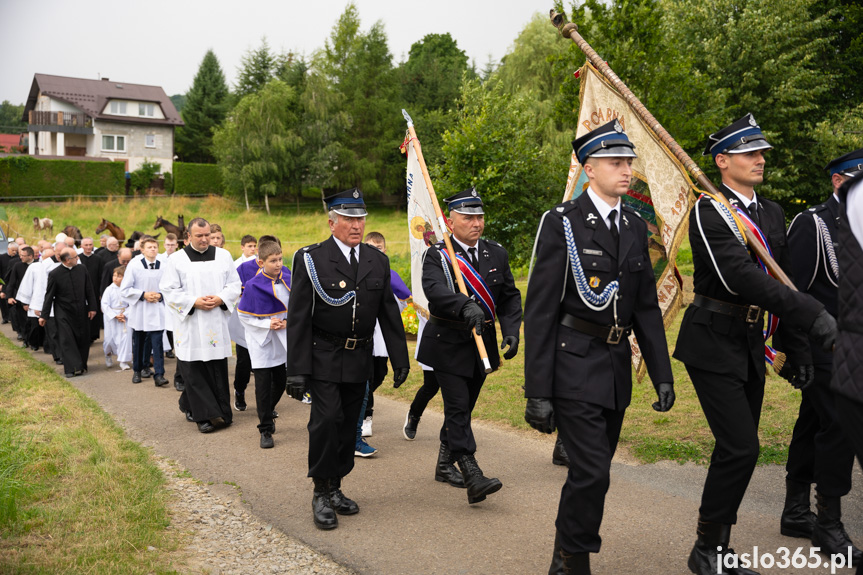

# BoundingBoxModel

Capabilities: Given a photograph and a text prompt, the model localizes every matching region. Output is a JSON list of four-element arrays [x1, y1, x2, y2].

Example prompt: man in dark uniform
[[0, 242, 19, 324], [40, 248, 98, 377], [80, 237, 104, 342], [781, 148, 863, 562], [5, 246, 35, 342], [673, 114, 838, 575], [285, 188, 410, 530], [417, 187, 522, 504], [524, 119, 675, 575]]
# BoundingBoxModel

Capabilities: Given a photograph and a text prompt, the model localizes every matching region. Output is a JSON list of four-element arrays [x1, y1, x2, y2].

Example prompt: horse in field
[[126, 230, 161, 248], [33, 217, 53, 235], [62, 225, 83, 246], [95, 218, 126, 242], [154, 215, 184, 238]]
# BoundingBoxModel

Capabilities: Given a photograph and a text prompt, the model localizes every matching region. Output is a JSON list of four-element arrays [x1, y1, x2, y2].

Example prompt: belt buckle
[[606, 325, 624, 345], [745, 305, 761, 323], [344, 338, 357, 350]]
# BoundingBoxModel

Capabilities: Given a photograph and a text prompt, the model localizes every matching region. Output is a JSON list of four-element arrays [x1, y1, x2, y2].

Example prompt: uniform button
[[561, 342, 566, 347], [592, 262, 597, 267], [619, 272, 623, 277]]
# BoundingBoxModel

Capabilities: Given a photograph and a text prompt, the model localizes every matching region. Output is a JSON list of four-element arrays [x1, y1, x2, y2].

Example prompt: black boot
[[780, 479, 815, 538], [312, 478, 338, 530], [552, 436, 570, 468], [456, 454, 502, 504], [687, 519, 760, 575], [811, 493, 863, 563], [329, 477, 359, 516], [435, 443, 466, 488], [548, 531, 590, 575]]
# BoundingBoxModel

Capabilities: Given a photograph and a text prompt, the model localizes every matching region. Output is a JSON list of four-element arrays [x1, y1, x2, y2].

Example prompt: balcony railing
[[29, 111, 93, 128]]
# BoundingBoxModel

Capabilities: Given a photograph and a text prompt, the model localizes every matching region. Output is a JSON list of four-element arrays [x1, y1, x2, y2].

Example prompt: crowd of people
[[1, 117, 863, 575]]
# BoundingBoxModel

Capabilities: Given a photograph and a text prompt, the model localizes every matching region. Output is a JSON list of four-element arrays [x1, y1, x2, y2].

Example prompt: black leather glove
[[286, 375, 309, 401], [393, 367, 409, 388], [652, 382, 675, 412], [808, 310, 837, 352], [790, 364, 815, 391], [461, 300, 485, 335], [777, 361, 795, 382], [500, 335, 519, 360], [524, 398, 555, 434]]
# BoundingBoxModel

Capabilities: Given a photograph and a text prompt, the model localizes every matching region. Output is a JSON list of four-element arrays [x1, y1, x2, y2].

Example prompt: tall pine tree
[[175, 50, 229, 164]]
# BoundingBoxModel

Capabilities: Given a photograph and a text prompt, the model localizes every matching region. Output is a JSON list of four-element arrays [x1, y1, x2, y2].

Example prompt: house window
[[109, 101, 127, 115], [139, 103, 154, 117], [102, 135, 126, 152], [145, 134, 156, 148]]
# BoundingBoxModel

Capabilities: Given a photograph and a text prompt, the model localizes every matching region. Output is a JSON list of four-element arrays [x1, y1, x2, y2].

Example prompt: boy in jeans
[[238, 240, 289, 449]]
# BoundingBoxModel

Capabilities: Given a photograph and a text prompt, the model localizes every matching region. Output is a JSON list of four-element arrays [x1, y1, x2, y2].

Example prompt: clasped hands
[[193, 295, 223, 310]]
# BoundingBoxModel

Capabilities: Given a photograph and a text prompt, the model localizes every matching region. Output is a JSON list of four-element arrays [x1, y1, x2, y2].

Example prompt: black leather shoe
[[260, 431, 274, 449], [780, 480, 815, 538], [64, 372, 75, 378], [312, 479, 338, 530], [185, 411, 194, 422], [141, 367, 152, 378], [403, 411, 420, 440], [234, 390, 247, 411], [55, 359, 63, 365], [272, 410, 279, 419], [435, 443, 465, 488], [154, 375, 169, 387], [549, 531, 591, 574], [329, 477, 359, 515], [132, 372, 142, 384], [174, 375, 185, 391], [811, 493, 863, 564], [552, 436, 570, 468], [197, 421, 215, 433], [456, 454, 502, 504], [165, 350, 175, 359], [688, 520, 760, 575]]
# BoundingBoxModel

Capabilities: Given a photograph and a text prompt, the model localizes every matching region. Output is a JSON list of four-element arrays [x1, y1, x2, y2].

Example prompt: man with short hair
[[525, 119, 674, 574], [97, 236, 120, 263], [0, 242, 19, 324], [418, 186, 522, 506], [286, 188, 409, 530], [97, 234, 108, 251], [160, 218, 241, 433], [6, 246, 35, 342], [39, 248, 98, 377], [100, 247, 132, 297], [673, 114, 838, 575], [80, 237, 104, 342], [161, 233, 179, 260], [15, 246, 53, 351]]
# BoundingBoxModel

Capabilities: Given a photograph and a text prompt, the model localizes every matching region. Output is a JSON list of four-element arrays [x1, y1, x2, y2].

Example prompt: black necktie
[[468, 247, 478, 269], [609, 210, 620, 242], [748, 203, 761, 227], [350, 247, 358, 278], [149, 263, 154, 270]]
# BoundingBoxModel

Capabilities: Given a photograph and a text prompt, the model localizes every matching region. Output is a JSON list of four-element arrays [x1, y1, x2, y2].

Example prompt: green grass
[[0, 336, 182, 574]]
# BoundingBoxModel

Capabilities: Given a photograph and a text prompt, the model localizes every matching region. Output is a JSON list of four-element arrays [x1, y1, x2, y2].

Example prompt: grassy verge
[[0, 336, 181, 574]]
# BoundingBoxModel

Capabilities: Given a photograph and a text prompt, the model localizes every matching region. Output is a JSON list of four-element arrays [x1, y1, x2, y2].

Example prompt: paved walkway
[[5, 323, 861, 574]]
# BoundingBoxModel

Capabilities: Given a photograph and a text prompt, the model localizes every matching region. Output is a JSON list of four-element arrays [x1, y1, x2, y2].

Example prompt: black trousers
[[26, 317, 44, 349], [410, 370, 441, 417], [688, 362, 763, 524], [436, 366, 486, 459], [364, 355, 388, 418], [44, 317, 61, 361], [90, 309, 101, 342], [233, 344, 252, 392], [10, 301, 25, 334], [56, 312, 91, 374], [0, 296, 9, 322], [835, 397, 863, 476], [786, 365, 855, 497], [554, 398, 626, 554], [307, 378, 366, 479], [177, 358, 232, 424], [255, 364, 286, 433]]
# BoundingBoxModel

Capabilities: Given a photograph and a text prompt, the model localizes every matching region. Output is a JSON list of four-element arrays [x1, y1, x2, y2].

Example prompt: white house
[[22, 73, 184, 173]]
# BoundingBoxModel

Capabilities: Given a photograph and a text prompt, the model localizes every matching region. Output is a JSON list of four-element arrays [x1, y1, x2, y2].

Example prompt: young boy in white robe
[[101, 265, 132, 370], [238, 240, 289, 449]]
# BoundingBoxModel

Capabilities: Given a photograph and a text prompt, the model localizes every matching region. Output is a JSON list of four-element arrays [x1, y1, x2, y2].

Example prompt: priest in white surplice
[[160, 218, 241, 433]]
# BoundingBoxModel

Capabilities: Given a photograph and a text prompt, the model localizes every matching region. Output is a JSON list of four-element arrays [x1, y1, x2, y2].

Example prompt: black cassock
[[42, 264, 98, 374], [6, 260, 31, 335], [81, 252, 105, 341]]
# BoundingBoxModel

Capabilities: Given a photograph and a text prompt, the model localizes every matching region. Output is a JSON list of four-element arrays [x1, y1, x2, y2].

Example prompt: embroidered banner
[[563, 61, 699, 380]]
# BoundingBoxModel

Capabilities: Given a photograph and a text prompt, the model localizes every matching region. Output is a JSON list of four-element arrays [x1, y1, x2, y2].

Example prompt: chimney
[[102, 77, 110, 81]]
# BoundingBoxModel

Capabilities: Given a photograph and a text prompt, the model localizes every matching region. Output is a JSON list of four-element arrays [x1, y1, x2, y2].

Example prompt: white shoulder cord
[[699, 198, 740, 296]]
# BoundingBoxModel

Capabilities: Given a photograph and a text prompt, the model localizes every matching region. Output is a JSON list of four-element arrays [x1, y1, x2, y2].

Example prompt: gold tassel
[[772, 352, 786, 374]]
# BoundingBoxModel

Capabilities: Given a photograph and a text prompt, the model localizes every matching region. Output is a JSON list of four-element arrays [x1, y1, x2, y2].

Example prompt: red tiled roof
[[23, 74, 184, 127], [0, 134, 21, 149]]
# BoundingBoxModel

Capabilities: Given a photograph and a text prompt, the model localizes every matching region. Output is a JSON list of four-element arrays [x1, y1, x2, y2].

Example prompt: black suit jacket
[[5, 260, 31, 299], [0, 254, 20, 292], [416, 236, 522, 377], [43, 264, 98, 321], [674, 185, 822, 379], [787, 194, 841, 366], [80, 253, 104, 292], [286, 236, 409, 384], [524, 192, 672, 410]]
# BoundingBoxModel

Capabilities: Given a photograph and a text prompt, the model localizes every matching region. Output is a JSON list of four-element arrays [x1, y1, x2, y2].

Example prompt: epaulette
[[484, 239, 502, 248], [550, 200, 578, 215], [621, 204, 642, 218], [807, 202, 831, 215], [300, 243, 321, 252]]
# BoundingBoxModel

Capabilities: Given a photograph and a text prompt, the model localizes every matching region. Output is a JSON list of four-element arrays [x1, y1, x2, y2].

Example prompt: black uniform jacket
[[787, 194, 840, 366], [416, 237, 522, 378], [42, 264, 98, 319], [524, 192, 673, 410], [286, 236, 409, 384], [5, 260, 30, 299], [673, 185, 822, 379]]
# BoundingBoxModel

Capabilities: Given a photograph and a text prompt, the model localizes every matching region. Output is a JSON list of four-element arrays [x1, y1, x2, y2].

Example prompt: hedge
[[174, 162, 223, 196], [0, 156, 125, 198]]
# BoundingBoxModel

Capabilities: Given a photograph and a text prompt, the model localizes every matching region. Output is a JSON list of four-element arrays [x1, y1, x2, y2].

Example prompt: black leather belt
[[692, 294, 763, 324], [313, 327, 373, 350], [429, 314, 493, 331], [559, 312, 631, 345]]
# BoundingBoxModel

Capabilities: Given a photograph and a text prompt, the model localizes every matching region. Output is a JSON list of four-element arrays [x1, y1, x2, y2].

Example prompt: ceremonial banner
[[564, 61, 699, 379], [404, 136, 445, 318]]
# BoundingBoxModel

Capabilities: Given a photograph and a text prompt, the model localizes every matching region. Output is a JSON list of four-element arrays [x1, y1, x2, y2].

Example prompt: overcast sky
[[0, 0, 558, 104]]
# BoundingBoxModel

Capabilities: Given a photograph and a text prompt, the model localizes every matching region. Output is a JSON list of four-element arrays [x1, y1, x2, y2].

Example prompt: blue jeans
[[132, 329, 164, 375]]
